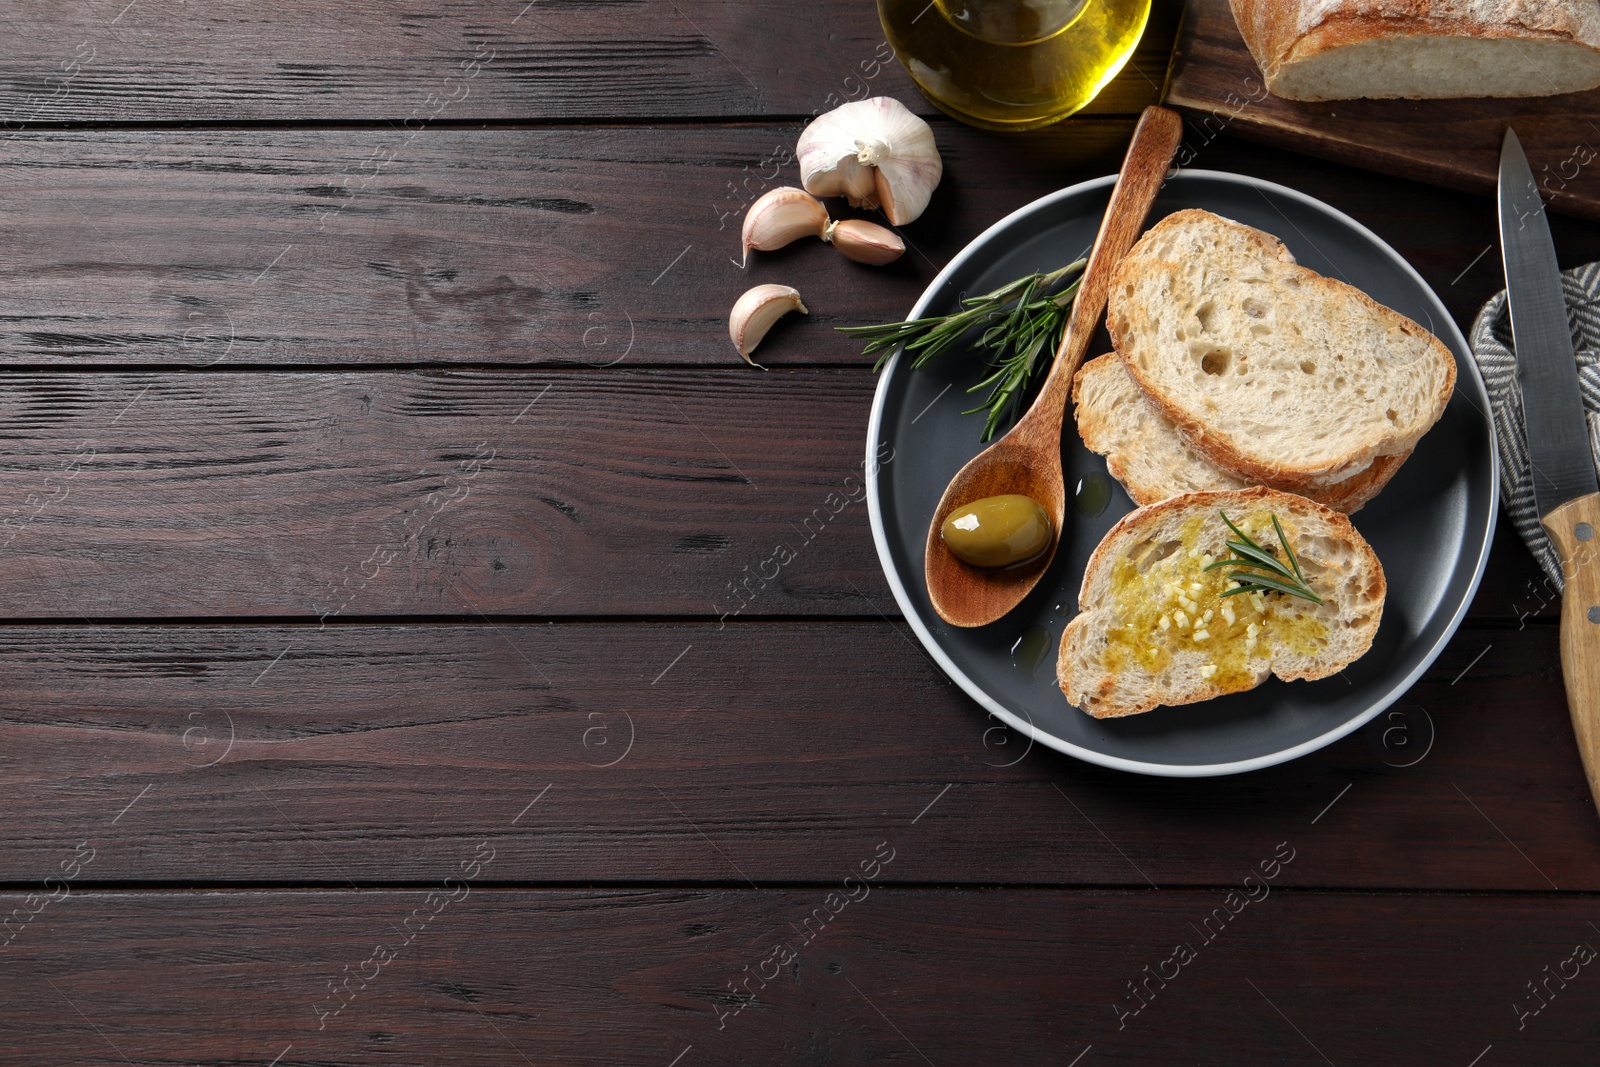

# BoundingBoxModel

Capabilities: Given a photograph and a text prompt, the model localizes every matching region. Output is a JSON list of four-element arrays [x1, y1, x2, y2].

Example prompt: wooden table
[[2, 1, 1599, 1063]]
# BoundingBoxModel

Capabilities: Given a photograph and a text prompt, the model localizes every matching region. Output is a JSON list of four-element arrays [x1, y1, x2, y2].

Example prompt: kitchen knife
[[1499, 126, 1600, 817]]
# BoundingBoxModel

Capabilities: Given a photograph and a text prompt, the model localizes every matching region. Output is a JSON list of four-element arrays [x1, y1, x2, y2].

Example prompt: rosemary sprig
[[1203, 512, 1324, 604], [838, 259, 1086, 442]]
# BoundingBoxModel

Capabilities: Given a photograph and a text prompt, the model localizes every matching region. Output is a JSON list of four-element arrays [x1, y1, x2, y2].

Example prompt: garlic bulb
[[729, 284, 807, 367], [824, 219, 904, 266], [741, 187, 829, 266], [797, 97, 942, 226]]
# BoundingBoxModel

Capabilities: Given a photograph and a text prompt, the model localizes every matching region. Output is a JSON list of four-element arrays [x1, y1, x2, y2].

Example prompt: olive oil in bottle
[[877, 0, 1152, 131]]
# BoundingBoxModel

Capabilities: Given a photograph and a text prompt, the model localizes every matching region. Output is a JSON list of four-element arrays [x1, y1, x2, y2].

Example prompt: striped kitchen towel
[[1470, 260, 1600, 588]]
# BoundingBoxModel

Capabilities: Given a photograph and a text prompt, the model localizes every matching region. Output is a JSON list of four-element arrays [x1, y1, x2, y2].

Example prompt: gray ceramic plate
[[865, 170, 1497, 777]]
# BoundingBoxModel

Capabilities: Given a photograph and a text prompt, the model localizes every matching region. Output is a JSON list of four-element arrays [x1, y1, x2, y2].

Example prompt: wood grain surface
[[1167, 0, 1600, 221], [0, 129, 1589, 369], [0, 123, 1136, 368], [0, 369, 881, 618], [3, 888, 1597, 1065], [0, 0, 1178, 122], [1543, 494, 1600, 820], [0, 621, 1585, 889], [0, 0, 1590, 1062], [0, 366, 1553, 621]]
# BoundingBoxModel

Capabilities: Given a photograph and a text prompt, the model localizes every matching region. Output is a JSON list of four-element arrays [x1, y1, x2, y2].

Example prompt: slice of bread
[[1108, 209, 1455, 491], [1072, 352, 1408, 514], [1230, 0, 1600, 101], [1057, 487, 1385, 719]]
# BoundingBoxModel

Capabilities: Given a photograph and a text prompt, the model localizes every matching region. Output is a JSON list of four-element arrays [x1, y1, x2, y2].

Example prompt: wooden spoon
[[924, 105, 1183, 628]]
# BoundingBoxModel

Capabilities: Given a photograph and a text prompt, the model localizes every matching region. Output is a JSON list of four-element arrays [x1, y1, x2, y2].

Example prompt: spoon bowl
[[924, 106, 1183, 628], [925, 404, 1067, 622]]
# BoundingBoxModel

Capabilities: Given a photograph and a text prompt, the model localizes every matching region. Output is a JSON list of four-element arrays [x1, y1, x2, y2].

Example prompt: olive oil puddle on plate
[[1006, 476, 1116, 677], [1010, 624, 1053, 676], [1074, 472, 1112, 517]]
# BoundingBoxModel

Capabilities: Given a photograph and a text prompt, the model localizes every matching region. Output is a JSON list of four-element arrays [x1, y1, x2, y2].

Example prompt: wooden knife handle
[[1542, 492, 1600, 818]]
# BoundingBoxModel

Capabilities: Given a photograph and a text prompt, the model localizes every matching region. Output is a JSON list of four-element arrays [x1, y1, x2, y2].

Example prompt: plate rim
[[864, 168, 1500, 778]]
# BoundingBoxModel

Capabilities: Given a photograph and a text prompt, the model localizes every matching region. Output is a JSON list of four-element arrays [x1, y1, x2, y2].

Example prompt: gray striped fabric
[[1470, 260, 1600, 588]]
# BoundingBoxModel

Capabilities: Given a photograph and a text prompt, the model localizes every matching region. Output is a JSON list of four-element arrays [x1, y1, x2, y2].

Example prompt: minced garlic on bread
[[1057, 487, 1384, 719]]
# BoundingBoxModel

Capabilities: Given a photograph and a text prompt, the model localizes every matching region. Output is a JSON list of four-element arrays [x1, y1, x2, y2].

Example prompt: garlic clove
[[729, 284, 807, 367], [824, 219, 905, 266], [830, 154, 882, 208], [796, 96, 942, 224], [740, 187, 830, 267], [873, 143, 940, 226]]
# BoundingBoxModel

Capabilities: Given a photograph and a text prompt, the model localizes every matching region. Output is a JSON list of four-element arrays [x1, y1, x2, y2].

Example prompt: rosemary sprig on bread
[[1056, 488, 1385, 718], [1205, 512, 1323, 604]]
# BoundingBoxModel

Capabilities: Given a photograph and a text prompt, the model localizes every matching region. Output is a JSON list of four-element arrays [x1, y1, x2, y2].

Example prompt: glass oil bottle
[[877, 0, 1153, 131]]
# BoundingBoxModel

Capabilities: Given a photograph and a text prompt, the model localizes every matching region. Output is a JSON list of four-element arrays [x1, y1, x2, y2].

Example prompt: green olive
[[941, 494, 1053, 568]]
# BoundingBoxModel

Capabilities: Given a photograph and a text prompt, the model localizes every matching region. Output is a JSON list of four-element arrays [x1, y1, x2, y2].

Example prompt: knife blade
[[1498, 127, 1599, 516], [1499, 125, 1600, 823]]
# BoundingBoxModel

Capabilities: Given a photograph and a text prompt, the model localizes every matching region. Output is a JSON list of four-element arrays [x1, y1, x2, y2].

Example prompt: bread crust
[[1057, 487, 1386, 718], [1229, 0, 1600, 100], [1072, 352, 1409, 513], [1107, 210, 1455, 493]]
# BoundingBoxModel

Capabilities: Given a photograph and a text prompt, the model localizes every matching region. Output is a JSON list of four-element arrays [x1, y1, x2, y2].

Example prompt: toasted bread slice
[[1072, 352, 1407, 514], [1107, 209, 1454, 490], [1057, 487, 1385, 718]]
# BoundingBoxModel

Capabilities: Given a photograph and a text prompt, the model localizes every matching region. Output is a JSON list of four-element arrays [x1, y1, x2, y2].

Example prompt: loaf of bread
[[1230, 0, 1600, 101], [1057, 488, 1385, 719], [1107, 210, 1454, 493], [1072, 353, 1406, 513]]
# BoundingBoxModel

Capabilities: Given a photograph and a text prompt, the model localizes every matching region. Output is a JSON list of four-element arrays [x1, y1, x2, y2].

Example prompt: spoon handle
[[1014, 105, 1183, 446]]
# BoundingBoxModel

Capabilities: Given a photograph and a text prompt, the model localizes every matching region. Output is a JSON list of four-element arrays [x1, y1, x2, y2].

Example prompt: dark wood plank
[[1471, 520, 1557, 624], [0, 620, 1587, 890], [0, 369, 890, 618], [1167, 0, 1600, 221], [0, 122, 1141, 368], [0, 0, 1173, 123], [3, 887, 1597, 1064], [0, 126, 1593, 370], [0, 364, 1552, 622]]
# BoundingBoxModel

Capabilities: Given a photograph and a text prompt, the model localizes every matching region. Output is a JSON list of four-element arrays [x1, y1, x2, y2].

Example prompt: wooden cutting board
[[1164, 0, 1600, 221]]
